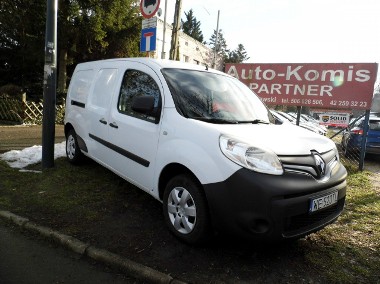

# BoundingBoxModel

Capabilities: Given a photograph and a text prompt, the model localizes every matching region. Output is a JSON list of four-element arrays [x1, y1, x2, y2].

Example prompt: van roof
[[76, 57, 223, 74]]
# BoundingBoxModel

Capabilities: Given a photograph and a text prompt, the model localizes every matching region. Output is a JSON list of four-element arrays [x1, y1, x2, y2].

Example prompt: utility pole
[[212, 10, 220, 69], [42, 0, 58, 168], [161, 0, 168, 59], [169, 0, 182, 60]]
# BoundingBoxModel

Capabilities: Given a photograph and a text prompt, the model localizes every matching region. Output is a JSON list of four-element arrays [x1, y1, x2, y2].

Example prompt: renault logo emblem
[[312, 152, 326, 178]]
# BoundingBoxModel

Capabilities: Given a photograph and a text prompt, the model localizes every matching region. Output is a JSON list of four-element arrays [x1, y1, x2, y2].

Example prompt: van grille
[[279, 149, 337, 179]]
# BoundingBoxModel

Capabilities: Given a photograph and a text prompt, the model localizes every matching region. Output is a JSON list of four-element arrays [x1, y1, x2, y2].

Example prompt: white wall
[[150, 18, 223, 70]]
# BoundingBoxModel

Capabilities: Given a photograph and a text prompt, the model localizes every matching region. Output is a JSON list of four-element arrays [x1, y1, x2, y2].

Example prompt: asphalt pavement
[[0, 211, 184, 284], [0, 222, 134, 284]]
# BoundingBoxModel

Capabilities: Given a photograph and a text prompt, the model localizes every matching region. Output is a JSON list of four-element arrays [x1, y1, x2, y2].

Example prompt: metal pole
[[359, 110, 370, 171], [161, 0, 168, 59], [42, 0, 58, 168], [213, 10, 220, 69], [296, 106, 302, 126]]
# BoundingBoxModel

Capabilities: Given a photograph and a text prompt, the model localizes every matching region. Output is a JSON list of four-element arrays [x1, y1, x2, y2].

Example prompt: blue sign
[[140, 27, 157, 52]]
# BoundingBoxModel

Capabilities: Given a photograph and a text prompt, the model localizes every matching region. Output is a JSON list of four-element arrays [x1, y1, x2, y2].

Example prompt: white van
[[64, 58, 347, 244]]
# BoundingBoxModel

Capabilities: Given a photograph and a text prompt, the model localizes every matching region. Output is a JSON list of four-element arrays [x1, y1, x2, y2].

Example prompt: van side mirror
[[132, 95, 161, 123], [132, 95, 155, 114]]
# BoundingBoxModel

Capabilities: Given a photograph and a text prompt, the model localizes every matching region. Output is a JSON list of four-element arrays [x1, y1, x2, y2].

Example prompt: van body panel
[[154, 109, 241, 187]]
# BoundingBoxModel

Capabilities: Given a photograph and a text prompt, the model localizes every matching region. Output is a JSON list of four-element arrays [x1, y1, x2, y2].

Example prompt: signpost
[[140, 1, 159, 53], [140, 0, 160, 19]]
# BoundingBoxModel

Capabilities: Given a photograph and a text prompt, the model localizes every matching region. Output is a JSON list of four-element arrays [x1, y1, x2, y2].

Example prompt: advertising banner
[[225, 63, 378, 110], [319, 113, 350, 128]]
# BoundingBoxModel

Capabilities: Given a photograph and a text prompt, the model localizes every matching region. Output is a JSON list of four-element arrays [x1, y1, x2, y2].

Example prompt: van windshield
[[162, 68, 273, 124]]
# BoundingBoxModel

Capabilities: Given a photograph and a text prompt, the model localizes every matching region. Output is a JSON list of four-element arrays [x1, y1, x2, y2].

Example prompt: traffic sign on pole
[[140, 0, 161, 19], [140, 27, 157, 52], [142, 16, 157, 29]]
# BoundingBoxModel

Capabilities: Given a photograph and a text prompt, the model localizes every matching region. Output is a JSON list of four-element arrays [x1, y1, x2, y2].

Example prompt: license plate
[[309, 191, 338, 213]]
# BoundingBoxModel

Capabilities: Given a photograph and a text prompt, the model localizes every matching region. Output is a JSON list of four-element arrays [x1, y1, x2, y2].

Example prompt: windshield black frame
[[161, 68, 273, 124]]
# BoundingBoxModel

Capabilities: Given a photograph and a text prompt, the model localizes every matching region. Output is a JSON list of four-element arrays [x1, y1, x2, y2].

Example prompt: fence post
[[21, 93, 27, 123], [359, 110, 370, 171]]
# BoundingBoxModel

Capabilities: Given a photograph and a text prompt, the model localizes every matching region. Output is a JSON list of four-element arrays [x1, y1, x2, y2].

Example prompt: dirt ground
[[0, 124, 65, 153], [1, 124, 379, 283]]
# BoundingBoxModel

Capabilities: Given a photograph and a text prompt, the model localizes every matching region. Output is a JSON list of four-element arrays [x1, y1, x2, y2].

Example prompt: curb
[[0, 210, 187, 284]]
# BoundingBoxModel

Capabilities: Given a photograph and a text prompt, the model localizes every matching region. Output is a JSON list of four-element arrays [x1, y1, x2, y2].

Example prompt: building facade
[[146, 18, 223, 70]]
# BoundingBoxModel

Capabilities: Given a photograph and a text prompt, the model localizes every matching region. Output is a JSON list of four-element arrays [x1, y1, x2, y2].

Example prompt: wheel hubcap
[[66, 135, 76, 159], [167, 187, 196, 234]]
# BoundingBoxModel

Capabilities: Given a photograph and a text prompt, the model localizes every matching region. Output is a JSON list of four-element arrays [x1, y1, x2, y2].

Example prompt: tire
[[163, 174, 212, 245], [66, 129, 84, 164]]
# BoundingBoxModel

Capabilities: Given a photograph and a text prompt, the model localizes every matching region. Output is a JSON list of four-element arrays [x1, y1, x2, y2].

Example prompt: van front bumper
[[203, 162, 347, 241]]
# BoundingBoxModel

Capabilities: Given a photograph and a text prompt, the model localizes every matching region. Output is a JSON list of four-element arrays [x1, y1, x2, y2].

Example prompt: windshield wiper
[[191, 117, 239, 124], [237, 119, 270, 124]]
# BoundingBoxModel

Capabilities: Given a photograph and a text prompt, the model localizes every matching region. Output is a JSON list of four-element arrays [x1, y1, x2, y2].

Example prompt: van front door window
[[118, 69, 161, 122]]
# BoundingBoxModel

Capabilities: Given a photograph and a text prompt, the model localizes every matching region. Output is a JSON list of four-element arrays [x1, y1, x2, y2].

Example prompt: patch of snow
[[0, 141, 66, 169]]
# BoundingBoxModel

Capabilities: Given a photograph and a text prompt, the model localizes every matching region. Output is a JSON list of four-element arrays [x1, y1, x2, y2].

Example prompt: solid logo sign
[[319, 113, 350, 127], [140, 0, 161, 19]]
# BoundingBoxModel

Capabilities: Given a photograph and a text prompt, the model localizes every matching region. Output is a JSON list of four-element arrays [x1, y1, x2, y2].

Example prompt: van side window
[[118, 69, 161, 122], [90, 68, 118, 109], [68, 69, 95, 103]]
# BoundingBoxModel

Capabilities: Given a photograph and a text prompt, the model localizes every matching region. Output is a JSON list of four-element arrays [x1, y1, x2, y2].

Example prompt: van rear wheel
[[66, 129, 83, 164], [163, 174, 211, 245]]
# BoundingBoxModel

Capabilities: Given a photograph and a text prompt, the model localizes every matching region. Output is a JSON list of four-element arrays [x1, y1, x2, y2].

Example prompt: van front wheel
[[66, 129, 83, 164], [163, 174, 211, 245]]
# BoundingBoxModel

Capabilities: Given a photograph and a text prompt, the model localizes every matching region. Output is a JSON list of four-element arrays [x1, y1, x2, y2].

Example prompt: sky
[[157, 0, 380, 82]]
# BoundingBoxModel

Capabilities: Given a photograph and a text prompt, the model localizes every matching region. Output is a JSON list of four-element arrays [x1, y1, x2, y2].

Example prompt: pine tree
[[182, 9, 204, 43], [226, 44, 250, 63], [209, 29, 229, 60]]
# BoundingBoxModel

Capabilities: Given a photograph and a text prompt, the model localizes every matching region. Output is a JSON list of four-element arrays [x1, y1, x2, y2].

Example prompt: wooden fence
[[0, 96, 65, 124]]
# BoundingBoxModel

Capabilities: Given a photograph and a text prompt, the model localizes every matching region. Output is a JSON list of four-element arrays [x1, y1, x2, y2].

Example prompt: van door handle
[[109, 122, 118, 129], [99, 118, 107, 125]]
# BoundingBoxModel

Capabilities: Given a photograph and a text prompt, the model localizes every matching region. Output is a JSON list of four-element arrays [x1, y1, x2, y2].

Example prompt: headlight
[[219, 135, 284, 175]]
